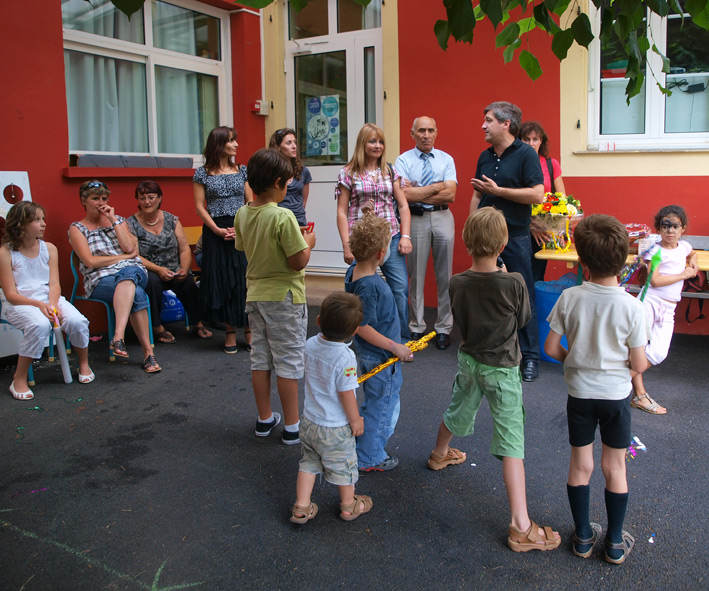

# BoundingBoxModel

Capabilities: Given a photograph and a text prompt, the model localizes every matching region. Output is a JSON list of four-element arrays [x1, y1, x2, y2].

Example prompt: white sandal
[[78, 371, 95, 384], [10, 381, 34, 400], [630, 393, 666, 415]]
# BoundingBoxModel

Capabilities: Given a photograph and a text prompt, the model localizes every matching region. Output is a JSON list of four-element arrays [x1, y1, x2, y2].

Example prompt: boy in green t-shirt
[[234, 149, 316, 445]]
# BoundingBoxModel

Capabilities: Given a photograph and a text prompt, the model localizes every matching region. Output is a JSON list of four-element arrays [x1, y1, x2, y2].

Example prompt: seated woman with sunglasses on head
[[126, 180, 212, 344], [68, 180, 161, 373]]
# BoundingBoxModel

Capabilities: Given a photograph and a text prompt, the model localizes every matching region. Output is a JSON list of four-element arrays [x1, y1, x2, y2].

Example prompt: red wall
[[0, 2, 264, 330], [396, 1, 708, 335]]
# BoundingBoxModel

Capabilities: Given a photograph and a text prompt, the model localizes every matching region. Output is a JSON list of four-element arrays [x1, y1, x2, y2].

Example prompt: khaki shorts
[[443, 351, 525, 460], [298, 416, 359, 486], [246, 292, 307, 379]]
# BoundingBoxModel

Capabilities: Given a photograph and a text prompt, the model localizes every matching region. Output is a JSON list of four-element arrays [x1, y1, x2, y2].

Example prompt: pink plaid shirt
[[335, 166, 401, 236]]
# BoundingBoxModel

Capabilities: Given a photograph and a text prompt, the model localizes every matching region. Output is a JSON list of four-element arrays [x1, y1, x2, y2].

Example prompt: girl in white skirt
[[0, 202, 93, 400]]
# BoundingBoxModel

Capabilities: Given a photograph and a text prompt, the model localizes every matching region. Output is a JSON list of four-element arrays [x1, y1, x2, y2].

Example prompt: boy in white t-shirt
[[290, 292, 373, 524], [630, 205, 699, 414], [545, 214, 650, 565]]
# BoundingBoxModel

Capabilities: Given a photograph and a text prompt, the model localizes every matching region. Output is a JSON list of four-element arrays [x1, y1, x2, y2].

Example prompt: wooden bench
[[183, 225, 202, 248]]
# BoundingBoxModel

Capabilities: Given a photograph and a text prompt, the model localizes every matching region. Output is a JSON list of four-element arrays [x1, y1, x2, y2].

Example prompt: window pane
[[665, 8, 709, 132], [599, 32, 645, 134], [289, 0, 328, 40], [152, 1, 221, 60], [339, 0, 381, 33], [295, 51, 347, 165], [156, 66, 219, 154], [600, 79, 645, 134], [364, 46, 376, 123], [62, 0, 144, 44], [64, 50, 148, 152]]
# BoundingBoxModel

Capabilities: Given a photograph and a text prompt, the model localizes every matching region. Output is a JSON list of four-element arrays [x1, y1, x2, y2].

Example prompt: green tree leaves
[[109, 0, 709, 102]]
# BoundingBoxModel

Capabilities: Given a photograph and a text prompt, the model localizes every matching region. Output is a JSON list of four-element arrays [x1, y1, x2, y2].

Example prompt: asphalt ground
[[1, 307, 707, 591]]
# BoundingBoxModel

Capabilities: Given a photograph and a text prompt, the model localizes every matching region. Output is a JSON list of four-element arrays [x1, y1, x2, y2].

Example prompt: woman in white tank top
[[0, 202, 93, 400]]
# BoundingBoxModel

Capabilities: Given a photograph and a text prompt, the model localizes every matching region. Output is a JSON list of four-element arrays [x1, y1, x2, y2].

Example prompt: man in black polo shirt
[[470, 101, 544, 381]]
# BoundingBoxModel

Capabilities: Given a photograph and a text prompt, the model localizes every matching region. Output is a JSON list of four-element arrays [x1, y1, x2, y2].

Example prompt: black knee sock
[[567, 483, 592, 539], [605, 489, 629, 545]]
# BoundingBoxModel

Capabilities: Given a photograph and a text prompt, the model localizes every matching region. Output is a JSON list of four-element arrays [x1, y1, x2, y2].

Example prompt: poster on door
[[306, 95, 340, 156]]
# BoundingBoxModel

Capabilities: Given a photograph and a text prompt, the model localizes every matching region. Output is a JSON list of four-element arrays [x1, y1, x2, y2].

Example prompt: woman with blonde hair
[[335, 123, 411, 339]]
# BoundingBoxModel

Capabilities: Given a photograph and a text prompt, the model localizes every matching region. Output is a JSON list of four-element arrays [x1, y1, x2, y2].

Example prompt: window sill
[[574, 148, 709, 155], [63, 167, 195, 178]]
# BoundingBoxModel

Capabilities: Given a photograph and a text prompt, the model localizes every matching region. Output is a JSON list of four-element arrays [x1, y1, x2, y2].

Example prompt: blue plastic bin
[[160, 290, 185, 323], [535, 273, 577, 363]]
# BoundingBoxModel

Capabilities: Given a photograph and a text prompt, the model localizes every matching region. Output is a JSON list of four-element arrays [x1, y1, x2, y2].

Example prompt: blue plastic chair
[[69, 252, 154, 361], [0, 296, 55, 386]]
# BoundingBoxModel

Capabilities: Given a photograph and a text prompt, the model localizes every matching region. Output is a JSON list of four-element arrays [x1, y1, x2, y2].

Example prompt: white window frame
[[62, 0, 232, 159], [588, 6, 709, 151]]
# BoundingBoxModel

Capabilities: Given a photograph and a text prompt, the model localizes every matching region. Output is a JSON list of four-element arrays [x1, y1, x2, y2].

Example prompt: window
[[289, 0, 381, 40], [62, 0, 229, 157], [589, 3, 709, 149]]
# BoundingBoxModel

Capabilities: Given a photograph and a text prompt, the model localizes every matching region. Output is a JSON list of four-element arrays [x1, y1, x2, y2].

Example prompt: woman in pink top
[[519, 121, 567, 283], [335, 123, 412, 340]]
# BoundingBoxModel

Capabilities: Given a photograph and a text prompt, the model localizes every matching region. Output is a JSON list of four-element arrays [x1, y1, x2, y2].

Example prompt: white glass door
[[285, 2, 382, 271]]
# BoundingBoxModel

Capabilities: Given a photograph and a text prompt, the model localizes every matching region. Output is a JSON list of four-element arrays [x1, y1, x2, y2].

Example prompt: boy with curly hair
[[345, 212, 411, 472]]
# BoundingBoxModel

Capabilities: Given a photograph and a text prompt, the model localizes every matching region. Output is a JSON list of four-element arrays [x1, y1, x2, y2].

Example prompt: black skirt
[[198, 216, 247, 327]]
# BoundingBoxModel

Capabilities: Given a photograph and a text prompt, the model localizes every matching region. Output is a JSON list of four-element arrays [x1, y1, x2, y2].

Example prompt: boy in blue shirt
[[345, 212, 411, 471]]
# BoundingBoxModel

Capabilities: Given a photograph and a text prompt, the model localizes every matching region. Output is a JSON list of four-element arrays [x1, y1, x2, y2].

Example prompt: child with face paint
[[630, 205, 699, 414]]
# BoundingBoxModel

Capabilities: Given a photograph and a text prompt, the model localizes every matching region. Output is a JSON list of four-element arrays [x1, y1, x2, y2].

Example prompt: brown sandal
[[111, 339, 129, 358], [156, 329, 176, 344], [290, 502, 318, 524], [507, 519, 561, 552], [194, 325, 212, 340], [339, 494, 373, 521], [143, 355, 162, 374]]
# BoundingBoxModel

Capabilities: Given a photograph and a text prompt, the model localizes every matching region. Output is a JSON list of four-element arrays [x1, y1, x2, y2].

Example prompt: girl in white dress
[[0, 202, 93, 400]]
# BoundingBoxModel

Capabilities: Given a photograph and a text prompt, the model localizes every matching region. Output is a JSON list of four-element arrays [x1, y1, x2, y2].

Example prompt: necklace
[[143, 214, 160, 226]]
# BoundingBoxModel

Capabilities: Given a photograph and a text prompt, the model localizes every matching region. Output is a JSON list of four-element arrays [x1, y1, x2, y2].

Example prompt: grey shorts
[[245, 292, 307, 379], [298, 416, 359, 486]]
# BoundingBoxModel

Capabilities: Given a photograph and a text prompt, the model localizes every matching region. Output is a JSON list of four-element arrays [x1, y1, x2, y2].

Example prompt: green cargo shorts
[[443, 351, 525, 460]]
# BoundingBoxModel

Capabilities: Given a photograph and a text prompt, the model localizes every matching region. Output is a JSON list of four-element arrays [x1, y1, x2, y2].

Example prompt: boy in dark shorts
[[545, 214, 650, 564], [429, 206, 560, 552]]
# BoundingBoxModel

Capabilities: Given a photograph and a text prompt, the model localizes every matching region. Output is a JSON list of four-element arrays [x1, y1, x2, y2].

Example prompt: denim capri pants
[[90, 265, 149, 313]]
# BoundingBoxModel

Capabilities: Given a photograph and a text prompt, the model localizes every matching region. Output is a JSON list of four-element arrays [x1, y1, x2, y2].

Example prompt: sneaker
[[282, 429, 300, 445], [360, 454, 399, 472], [255, 412, 281, 437], [427, 447, 466, 470]]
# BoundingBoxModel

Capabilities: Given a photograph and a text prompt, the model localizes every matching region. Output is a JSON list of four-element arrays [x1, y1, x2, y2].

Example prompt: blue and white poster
[[306, 95, 340, 156]]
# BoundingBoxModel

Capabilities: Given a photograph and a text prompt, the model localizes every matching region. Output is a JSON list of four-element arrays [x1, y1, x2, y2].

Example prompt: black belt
[[410, 204, 449, 216]]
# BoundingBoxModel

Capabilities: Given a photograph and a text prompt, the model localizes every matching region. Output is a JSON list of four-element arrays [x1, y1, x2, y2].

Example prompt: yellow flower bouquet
[[531, 192, 583, 253]]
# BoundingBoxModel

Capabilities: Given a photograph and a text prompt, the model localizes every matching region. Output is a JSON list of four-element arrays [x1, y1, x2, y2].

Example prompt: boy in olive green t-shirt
[[234, 149, 316, 445]]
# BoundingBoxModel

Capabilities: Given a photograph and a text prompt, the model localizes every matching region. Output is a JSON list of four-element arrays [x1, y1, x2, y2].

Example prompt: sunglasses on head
[[87, 181, 108, 190]]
